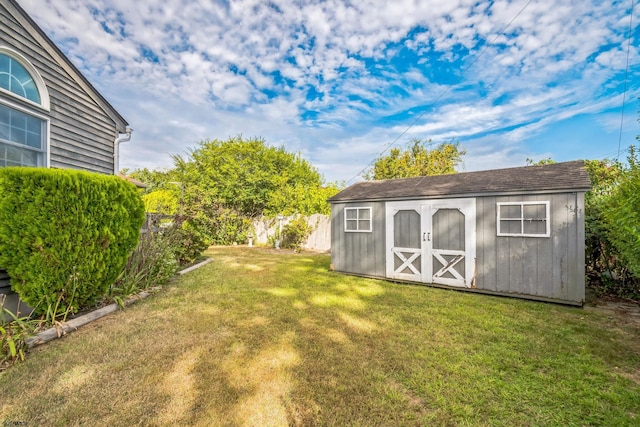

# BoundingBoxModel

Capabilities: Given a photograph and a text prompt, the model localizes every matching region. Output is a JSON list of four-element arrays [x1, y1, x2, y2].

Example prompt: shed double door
[[385, 199, 476, 288]]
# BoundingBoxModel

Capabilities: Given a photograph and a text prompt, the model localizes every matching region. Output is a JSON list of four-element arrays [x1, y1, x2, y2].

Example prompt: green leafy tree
[[127, 168, 175, 195], [182, 189, 252, 245], [141, 189, 179, 214], [129, 136, 340, 244], [174, 136, 339, 217], [526, 157, 557, 165], [268, 183, 341, 217], [365, 139, 465, 180]]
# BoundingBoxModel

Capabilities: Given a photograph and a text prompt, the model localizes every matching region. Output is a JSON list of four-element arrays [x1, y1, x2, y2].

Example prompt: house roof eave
[[5, 0, 129, 131]]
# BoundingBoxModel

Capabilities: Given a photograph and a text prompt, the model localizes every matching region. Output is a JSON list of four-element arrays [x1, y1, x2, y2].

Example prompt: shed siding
[[331, 202, 386, 277], [575, 192, 586, 303], [0, 4, 116, 174], [475, 192, 584, 303]]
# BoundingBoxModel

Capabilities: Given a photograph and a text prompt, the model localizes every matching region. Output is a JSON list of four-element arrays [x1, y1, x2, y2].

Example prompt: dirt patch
[[620, 371, 640, 386], [387, 378, 425, 408], [584, 289, 640, 329]]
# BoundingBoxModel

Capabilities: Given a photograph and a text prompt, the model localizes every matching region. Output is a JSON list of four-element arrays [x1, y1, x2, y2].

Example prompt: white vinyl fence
[[253, 214, 330, 252]]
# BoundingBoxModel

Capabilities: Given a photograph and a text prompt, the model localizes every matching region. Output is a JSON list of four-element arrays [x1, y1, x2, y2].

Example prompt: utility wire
[[345, 0, 534, 185], [594, 145, 633, 162], [616, 0, 635, 160]]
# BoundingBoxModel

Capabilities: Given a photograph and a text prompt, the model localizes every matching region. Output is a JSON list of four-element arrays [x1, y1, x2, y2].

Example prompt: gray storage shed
[[328, 160, 592, 305]]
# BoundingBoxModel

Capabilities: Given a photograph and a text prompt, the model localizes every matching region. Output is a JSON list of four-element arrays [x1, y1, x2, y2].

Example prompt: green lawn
[[1, 247, 639, 426]]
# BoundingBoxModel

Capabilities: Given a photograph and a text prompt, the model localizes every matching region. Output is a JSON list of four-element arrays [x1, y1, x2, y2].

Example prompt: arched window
[[0, 47, 49, 168], [0, 54, 41, 103]]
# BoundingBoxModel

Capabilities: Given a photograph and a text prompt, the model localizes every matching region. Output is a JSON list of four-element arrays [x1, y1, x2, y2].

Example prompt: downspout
[[113, 126, 133, 175]]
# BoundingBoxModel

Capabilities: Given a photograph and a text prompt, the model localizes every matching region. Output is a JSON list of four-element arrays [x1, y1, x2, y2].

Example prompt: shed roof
[[328, 160, 592, 203], [119, 174, 150, 189]]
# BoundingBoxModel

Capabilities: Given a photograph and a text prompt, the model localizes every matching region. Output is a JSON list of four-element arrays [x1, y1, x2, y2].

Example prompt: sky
[[19, 0, 640, 184]]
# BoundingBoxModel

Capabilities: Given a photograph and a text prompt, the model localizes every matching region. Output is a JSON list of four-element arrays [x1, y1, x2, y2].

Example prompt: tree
[[128, 136, 340, 244], [175, 136, 339, 218], [128, 168, 175, 194], [141, 189, 179, 214], [364, 139, 465, 180], [526, 157, 556, 166]]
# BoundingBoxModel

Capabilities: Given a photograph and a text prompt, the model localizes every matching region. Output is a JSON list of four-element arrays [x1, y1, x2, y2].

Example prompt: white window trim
[[344, 207, 372, 233], [0, 97, 50, 168], [0, 47, 51, 168], [497, 201, 550, 238], [0, 46, 50, 111]]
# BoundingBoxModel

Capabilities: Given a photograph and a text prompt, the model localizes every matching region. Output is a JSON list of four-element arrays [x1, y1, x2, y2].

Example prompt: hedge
[[0, 167, 145, 315], [605, 167, 640, 279]]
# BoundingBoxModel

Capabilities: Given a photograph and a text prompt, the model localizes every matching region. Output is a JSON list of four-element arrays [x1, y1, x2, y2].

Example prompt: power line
[[616, 0, 635, 160], [345, 0, 535, 185], [593, 145, 633, 161]]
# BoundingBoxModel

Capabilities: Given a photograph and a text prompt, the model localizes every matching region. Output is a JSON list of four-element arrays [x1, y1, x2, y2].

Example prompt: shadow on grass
[[0, 246, 639, 426]]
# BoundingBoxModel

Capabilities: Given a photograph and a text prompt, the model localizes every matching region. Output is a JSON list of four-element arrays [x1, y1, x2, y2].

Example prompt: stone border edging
[[24, 289, 156, 348], [24, 257, 213, 348], [178, 257, 214, 275]]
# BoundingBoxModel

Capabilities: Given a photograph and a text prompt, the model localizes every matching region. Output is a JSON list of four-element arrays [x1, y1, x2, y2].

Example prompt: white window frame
[[0, 98, 50, 168], [0, 46, 50, 110], [344, 207, 372, 233], [497, 201, 550, 238], [0, 47, 50, 168]]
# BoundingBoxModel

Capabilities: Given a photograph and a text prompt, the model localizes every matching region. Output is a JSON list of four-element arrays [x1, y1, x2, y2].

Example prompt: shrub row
[[585, 155, 640, 299]]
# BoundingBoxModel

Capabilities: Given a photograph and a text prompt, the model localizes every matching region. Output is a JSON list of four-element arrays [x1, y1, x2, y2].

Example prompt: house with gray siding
[[1, 0, 132, 313], [329, 161, 592, 305]]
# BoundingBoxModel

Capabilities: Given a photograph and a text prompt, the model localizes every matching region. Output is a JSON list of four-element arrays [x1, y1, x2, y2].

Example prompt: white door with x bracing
[[386, 199, 476, 288]]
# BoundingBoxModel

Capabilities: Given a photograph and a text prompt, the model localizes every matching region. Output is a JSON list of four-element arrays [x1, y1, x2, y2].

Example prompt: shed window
[[345, 207, 372, 232], [497, 201, 550, 237]]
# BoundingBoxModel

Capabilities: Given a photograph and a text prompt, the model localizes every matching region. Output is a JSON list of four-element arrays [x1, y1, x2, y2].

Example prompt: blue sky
[[20, 0, 640, 183]]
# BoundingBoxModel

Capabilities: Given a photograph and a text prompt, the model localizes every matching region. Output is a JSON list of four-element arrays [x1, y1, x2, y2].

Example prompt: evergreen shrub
[[0, 168, 145, 315]]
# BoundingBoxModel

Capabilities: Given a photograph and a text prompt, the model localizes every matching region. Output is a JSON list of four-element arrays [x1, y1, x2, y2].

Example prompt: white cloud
[[17, 0, 640, 182]]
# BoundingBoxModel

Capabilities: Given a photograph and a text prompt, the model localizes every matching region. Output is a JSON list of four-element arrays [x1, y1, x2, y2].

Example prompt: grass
[[1, 246, 639, 426]]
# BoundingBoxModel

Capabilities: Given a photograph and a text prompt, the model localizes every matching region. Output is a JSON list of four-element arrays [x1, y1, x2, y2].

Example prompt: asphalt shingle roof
[[328, 160, 592, 203]]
